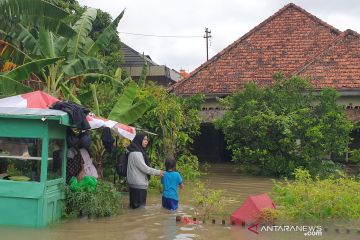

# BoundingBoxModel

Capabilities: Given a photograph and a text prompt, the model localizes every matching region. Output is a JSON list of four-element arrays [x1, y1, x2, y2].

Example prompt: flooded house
[[169, 3, 360, 162]]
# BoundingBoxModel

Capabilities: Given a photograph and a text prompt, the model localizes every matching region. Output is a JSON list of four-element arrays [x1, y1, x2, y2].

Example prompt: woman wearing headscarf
[[127, 133, 163, 209]]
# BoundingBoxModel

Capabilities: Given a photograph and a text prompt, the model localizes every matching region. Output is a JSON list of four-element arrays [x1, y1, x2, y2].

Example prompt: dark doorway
[[350, 128, 360, 150], [192, 123, 231, 162]]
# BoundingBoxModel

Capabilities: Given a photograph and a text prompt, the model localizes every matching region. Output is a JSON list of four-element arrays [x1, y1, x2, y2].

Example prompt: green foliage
[[108, 81, 152, 125], [272, 168, 360, 220], [0, 0, 76, 38], [192, 181, 226, 221], [5, 57, 61, 81], [137, 84, 204, 180], [177, 154, 200, 180], [148, 176, 162, 193], [0, 75, 32, 95], [314, 160, 344, 179], [0, 0, 124, 100], [138, 61, 148, 88], [348, 149, 360, 164], [0, 57, 61, 95], [64, 180, 122, 218], [216, 73, 353, 177]]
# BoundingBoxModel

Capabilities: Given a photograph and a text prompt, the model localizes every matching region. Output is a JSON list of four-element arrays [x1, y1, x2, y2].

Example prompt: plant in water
[[64, 180, 122, 218], [192, 181, 226, 222], [148, 176, 162, 193], [176, 154, 201, 180], [271, 168, 360, 220], [137, 84, 204, 183]]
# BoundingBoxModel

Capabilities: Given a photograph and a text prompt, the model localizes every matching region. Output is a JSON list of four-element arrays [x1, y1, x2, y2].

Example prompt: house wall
[[199, 94, 360, 123]]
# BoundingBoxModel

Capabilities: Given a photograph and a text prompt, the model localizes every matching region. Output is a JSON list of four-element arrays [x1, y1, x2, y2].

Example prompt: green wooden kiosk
[[0, 107, 71, 227]]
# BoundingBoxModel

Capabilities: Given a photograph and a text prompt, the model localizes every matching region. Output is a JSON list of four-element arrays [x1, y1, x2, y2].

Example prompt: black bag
[[116, 152, 129, 177]]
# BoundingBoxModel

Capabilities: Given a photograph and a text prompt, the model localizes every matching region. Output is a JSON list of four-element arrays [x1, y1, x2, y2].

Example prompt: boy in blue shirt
[[161, 158, 183, 211]]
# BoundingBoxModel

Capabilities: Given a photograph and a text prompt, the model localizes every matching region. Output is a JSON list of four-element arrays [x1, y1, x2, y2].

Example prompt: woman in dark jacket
[[127, 134, 163, 209]]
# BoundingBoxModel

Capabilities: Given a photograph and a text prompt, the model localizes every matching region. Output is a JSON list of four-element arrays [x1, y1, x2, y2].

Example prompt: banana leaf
[[108, 81, 152, 124], [62, 59, 83, 77], [62, 57, 104, 76], [38, 27, 56, 58], [59, 83, 81, 104], [109, 100, 151, 125], [6, 57, 61, 81], [0, 75, 32, 95], [54, 37, 68, 56], [110, 81, 138, 111], [67, 8, 97, 60], [0, 0, 76, 37], [17, 24, 41, 56]]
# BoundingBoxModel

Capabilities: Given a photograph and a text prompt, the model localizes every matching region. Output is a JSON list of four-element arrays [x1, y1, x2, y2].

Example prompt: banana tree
[[0, 0, 125, 101], [0, 0, 76, 39]]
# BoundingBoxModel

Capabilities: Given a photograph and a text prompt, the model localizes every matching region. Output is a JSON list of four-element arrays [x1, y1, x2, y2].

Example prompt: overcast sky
[[78, 0, 360, 72]]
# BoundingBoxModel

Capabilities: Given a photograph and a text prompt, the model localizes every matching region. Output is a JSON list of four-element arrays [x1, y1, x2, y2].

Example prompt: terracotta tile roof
[[296, 30, 360, 90], [170, 3, 342, 95]]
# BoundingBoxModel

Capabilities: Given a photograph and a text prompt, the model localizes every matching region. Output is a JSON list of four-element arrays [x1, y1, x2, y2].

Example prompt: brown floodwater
[[1, 164, 359, 240]]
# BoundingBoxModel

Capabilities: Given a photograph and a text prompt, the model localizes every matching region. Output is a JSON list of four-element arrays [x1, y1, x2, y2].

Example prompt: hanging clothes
[[79, 148, 98, 179], [51, 101, 90, 130], [101, 127, 114, 153], [66, 147, 82, 183]]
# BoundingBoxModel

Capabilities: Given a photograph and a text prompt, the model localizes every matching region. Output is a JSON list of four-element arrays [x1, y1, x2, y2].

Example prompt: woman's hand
[[159, 170, 164, 177]]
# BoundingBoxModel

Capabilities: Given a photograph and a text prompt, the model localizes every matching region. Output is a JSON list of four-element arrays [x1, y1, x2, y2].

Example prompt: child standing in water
[[161, 158, 183, 211]]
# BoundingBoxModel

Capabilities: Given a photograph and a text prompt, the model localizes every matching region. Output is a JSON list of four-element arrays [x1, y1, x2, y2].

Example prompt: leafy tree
[[136, 84, 204, 180], [216, 73, 353, 177]]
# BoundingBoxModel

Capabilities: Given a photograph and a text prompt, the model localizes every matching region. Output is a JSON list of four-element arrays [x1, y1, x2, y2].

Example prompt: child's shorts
[[162, 196, 178, 211]]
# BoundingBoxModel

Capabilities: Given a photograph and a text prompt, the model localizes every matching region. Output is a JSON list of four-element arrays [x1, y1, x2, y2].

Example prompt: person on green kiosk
[[126, 134, 163, 209]]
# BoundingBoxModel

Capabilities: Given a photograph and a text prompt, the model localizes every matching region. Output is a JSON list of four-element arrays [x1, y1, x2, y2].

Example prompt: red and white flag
[[0, 91, 59, 108], [86, 115, 136, 141], [0, 91, 136, 140]]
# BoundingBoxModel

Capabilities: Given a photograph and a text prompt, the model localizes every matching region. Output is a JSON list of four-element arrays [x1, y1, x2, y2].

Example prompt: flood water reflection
[[1, 164, 359, 240]]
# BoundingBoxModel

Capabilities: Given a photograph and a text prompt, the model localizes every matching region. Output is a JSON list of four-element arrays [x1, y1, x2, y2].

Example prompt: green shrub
[[148, 176, 162, 193], [192, 181, 226, 221], [272, 168, 360, 220], [216, 74, 353, 177], [148, 154, 200, 193], [177, 154, 201, 180], [64, 180, 122, 218], [137, 85, 204, 179]]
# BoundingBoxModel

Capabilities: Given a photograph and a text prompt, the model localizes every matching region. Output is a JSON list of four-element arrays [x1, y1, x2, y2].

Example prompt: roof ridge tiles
[[169, 3, 341, 93], [294, 29, 360, 75]]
